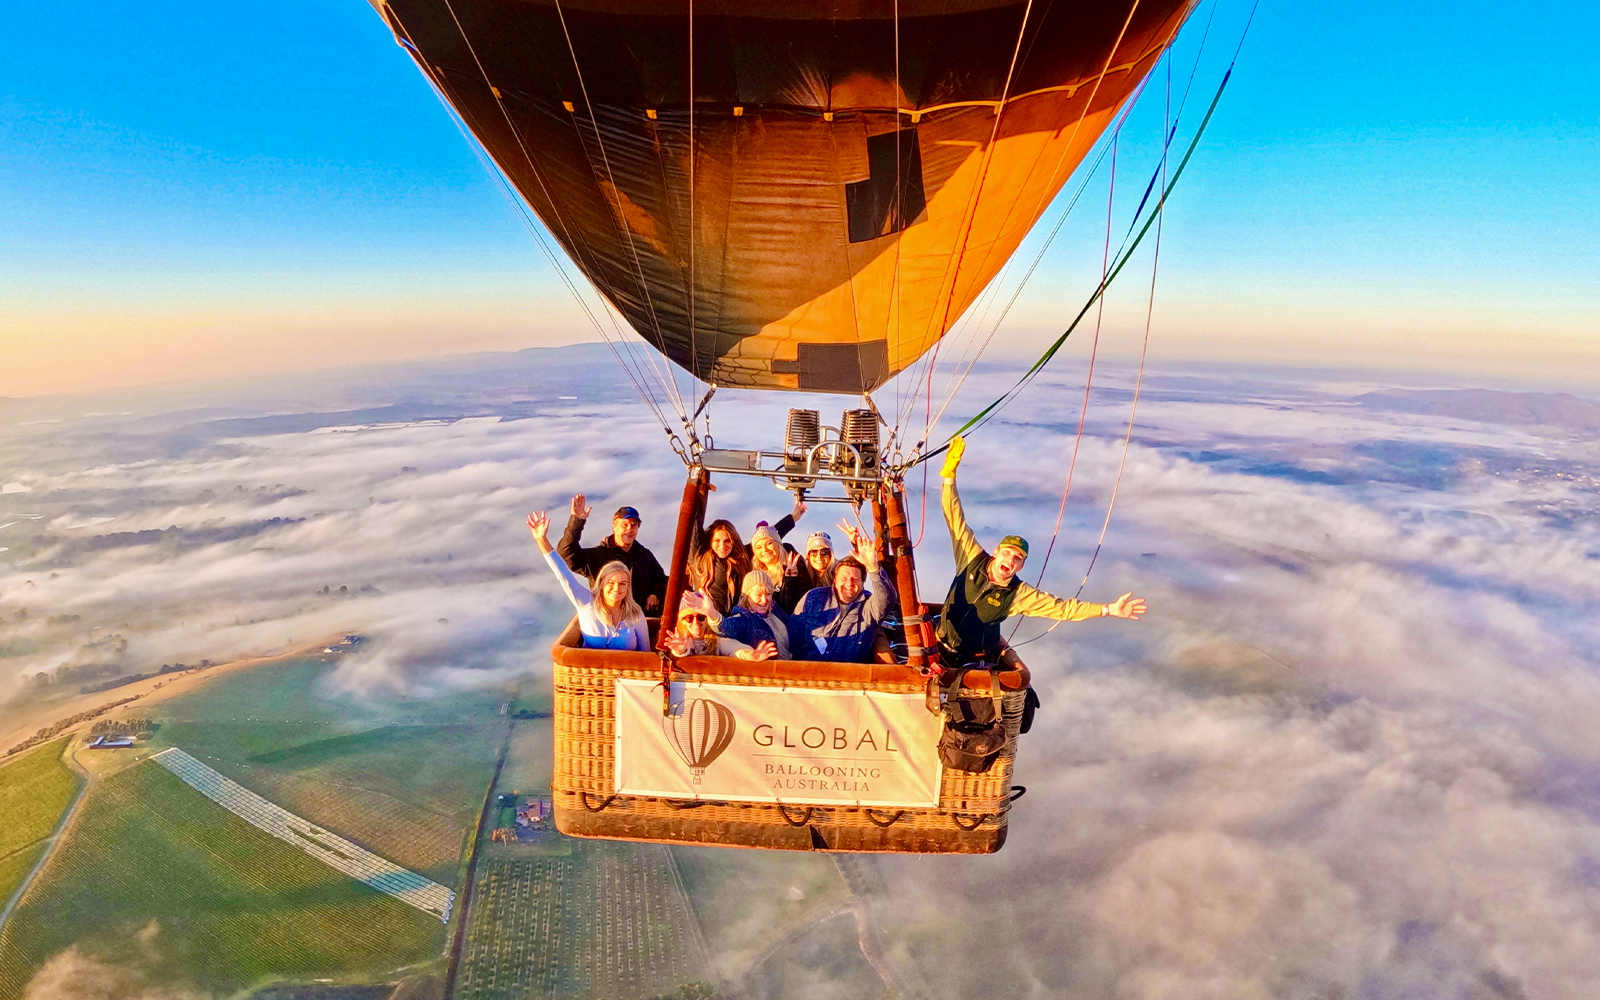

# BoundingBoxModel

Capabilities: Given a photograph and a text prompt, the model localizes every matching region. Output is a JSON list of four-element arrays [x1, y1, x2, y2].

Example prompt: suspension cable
[[550, 0, 692, 420], [902, 0, 1038, 413], [398, 3, 683, 439], [687, 0, 698, 402], [907, 0, 1232, 456], [1006, 134, 1120, 641], [913, 54, 1239, 467], [902, 2, 1148, 451], [1075, 58, 1170, 598]]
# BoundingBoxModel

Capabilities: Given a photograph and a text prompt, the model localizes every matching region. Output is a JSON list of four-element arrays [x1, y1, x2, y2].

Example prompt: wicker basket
[[550, 620, 1028, 853]]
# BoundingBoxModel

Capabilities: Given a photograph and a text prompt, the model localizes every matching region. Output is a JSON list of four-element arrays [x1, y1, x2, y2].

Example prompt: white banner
[[614, 679, 945, 807]]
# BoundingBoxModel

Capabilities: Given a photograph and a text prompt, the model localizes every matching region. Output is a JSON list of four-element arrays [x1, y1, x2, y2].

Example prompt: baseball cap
[[613, 506, 642, 523], [996, 534, 1030, 557], [805, 531, 833, 553]]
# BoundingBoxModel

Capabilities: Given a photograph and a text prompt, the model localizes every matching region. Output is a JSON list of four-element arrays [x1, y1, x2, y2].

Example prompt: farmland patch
[[455, 841, 708, 1000], [0, 737, 80, 906], [0, 761, 442, 999]]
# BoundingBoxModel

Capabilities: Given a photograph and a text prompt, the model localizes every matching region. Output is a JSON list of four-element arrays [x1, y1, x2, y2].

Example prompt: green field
[[0, 846, 46, 914], [150, 658, 508, 885], [0, 761, 443, 999], [0, 737, 81, 906], [456, 840, 707, 1000]]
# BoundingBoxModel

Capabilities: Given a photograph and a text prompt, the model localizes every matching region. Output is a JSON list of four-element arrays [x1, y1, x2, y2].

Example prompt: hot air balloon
[[375, 0, 1192, 393], [663, 697, 736, 783], [371, 0, 1204, 852]]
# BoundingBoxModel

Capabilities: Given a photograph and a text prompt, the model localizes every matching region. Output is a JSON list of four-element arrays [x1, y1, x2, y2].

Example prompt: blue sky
[[1, 0, 1596, 395]]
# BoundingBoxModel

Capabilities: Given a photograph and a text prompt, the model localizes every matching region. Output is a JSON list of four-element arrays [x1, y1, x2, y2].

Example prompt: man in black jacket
[[558, 494, 668, 613]]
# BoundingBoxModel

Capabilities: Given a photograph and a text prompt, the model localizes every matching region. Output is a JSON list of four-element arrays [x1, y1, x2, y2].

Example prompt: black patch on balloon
[[846, 129, 926, 243], [772, 341, 890, 393]]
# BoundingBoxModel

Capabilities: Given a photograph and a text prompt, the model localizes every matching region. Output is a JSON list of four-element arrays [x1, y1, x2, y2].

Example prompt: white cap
[[805, 531, 833, 553]]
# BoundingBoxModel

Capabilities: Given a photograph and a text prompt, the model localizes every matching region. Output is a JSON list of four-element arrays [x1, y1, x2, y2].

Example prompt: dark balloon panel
[[376, 0, 1193, 392]]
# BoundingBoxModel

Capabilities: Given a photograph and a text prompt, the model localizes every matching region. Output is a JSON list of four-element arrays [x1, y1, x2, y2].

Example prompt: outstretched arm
[[1010, 583, 1146, 622], [556, 494, 592, 569]]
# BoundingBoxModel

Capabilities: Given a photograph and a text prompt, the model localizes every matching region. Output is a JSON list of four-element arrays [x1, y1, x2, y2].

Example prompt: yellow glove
[[939, 436, 966, 479]]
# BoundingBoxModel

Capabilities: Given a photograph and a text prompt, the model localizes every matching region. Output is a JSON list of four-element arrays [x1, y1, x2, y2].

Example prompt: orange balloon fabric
[[378, 0, 1192, 392]]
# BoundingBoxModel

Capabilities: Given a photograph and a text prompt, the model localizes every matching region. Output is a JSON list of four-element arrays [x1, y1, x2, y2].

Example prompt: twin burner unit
[[698, 407, 885, 502]]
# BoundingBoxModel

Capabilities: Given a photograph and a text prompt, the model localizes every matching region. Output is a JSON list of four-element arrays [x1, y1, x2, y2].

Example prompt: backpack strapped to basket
[[928, 665, 1008, 773]]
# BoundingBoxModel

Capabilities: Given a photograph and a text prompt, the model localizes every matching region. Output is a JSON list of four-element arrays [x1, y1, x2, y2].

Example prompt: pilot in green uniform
[[935, 436, 1146, 672]]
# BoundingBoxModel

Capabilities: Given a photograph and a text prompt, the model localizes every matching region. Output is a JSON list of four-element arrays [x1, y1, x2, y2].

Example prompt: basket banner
[[614, 679, 944, 807]]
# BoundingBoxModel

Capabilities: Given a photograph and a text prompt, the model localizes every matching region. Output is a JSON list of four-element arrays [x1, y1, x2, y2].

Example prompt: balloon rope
[[912, 346, 936, 547], [1075, 57, 1170, 599], [1006, 134, 1118, 641], [918, 0, 1248, 461], [908, 0, 1038, 377], [913, 0, 1145, 450], [551, 0, 691, 416], [687, 0, 697, 411], [917, 57, 1237, 467], [399, 1, 683, 437]]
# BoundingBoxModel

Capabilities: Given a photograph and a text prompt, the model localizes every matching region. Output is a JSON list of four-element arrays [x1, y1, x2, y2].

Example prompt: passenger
[[528, 511, 649, 651], [717, 569, 792, 660], [748, 524, 808, 613], [557, 494, 668, 613], [663, 591, 778, 661], [798, 531, 835, 592], [934, 436, 1146, 673], [788, 523, 896, 662], [688, 500, 807, 615], [688, 519, 752, 616]]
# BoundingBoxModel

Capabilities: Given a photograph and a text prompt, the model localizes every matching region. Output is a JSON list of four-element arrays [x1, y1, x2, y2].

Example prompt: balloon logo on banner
[[664, 698, 737, 784]]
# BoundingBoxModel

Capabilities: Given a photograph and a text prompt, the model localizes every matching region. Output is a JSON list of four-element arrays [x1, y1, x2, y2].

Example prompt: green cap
[[996, 535, 1030, 557]]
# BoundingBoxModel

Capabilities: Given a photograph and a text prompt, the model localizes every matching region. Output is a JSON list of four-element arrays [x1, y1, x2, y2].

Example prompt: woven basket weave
[[550, 620, 1027, 853]]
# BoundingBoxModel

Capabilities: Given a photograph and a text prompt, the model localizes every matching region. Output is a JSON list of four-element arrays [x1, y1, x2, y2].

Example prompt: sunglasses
[[681, 614, 708, 623]]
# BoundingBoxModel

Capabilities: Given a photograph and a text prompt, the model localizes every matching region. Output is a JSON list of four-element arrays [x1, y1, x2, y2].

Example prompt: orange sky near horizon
[[5, 285, 1597, 399]]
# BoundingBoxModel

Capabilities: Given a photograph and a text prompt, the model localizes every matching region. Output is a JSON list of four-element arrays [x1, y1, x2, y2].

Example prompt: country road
[[0, 743, 92, 934]]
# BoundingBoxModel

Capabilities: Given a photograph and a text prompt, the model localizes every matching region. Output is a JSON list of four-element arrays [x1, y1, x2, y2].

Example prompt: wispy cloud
[[3, 349, 1599, 996]]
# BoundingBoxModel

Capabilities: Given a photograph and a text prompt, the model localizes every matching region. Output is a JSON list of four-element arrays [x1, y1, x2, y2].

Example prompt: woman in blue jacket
[[717, 570, 792, 660]]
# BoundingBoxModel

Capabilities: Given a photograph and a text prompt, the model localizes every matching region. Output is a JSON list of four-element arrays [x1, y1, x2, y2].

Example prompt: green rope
[[915, 65, 1235, 468]]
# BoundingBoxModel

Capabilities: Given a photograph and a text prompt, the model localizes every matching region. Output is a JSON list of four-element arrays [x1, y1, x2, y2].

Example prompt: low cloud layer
[[3, 347, 1599, 997]]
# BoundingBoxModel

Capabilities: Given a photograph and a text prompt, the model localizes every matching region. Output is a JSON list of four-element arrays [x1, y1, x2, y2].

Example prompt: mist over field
[[3, 345, 1599, 999]]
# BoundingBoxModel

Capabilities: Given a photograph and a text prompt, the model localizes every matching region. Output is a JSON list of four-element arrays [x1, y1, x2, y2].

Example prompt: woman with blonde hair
[[747, 524, 808, 613], [528, 510, 649, 651], [663, 591, 776, 661]]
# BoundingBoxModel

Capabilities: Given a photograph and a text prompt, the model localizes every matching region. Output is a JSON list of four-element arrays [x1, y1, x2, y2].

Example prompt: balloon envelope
[[378, 0, 1192, 392]]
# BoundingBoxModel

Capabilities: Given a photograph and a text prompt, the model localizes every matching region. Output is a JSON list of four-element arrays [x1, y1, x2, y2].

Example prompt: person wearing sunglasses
[[663, 591, 777, 661]]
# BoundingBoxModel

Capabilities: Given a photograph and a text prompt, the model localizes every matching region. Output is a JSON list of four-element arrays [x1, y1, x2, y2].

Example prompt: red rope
[[1011, 134, 1119, 630], [913, 343, 938, 548]]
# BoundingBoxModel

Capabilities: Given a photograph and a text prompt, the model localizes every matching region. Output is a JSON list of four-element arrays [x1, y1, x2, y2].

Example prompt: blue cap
[[613, 506, 641, 522]]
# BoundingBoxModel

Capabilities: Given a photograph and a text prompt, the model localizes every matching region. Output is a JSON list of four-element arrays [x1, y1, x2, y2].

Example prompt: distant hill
[[1356, 388, 1600, 430]]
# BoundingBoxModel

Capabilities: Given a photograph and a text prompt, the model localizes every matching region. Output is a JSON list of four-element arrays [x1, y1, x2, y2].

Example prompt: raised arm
[[840, 522, 897, 622], [556, 493, 593, 574], [940, 472, 983, 567], [863, 566, 896, 622], [530, 510, 592, 611], [772, 498, 806, 539]]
